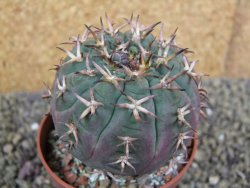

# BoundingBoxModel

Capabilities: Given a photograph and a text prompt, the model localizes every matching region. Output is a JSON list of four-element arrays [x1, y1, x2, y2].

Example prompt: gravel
[[0, 92, 51, 188], [179, 79, 250, 188], [0, 79, 250, 188]]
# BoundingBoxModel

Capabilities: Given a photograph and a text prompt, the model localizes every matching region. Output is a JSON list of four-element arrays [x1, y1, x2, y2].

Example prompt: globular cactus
[[46, 14, 207, 178]]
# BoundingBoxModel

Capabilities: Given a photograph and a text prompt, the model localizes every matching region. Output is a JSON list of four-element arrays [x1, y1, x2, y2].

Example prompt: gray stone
[[12, 133, 22, 145], [30, 122, 39, 131], [21, 140, 30, 149], [3, 143, 13, 154], [15, 179, 32, 188], [219, 180, 228, 187], [218, 133, 225, 142], [0, 158, 5, 168], [4, 167, 17, 181], [209, 175, 220, 185], [194, 150, 206, 162], [6, 165, 17, 173], [1, 185, 9, 188], [7, 133, 14, 142]]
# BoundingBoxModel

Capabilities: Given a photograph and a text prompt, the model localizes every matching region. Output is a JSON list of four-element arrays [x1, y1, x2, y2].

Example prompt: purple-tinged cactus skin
[[48, 14, 207, 177]]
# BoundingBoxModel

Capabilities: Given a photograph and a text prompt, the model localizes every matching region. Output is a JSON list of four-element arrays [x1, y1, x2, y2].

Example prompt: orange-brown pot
[[37, 114, 197, 188]]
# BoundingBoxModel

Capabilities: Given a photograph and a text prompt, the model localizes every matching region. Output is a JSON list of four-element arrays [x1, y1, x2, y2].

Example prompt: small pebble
[[194, 150, 205, 162], [209, 175, 220, 185], [206, 108, 213, 116], [3, 143, 13, 154], [12, 134, 22, 145], [218, 133, 225, 142], [21, 140, 30, 149], [31, 122, 39, 131]]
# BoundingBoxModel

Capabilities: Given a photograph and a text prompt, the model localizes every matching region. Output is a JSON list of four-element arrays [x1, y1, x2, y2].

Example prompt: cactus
[[46, 14, 207, 180]]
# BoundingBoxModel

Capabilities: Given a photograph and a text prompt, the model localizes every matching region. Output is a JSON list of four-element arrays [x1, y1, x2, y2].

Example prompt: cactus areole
[[48, 14, 207, 178]]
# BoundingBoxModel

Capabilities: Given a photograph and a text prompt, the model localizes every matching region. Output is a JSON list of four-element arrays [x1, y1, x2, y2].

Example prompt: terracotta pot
[[37, 114, 198, 188], [37, 114, 73, 188]]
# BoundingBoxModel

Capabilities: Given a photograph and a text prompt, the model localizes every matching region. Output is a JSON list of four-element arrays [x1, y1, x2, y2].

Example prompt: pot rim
[[37, 114, 74, 188], [37, 114, 197, 188]]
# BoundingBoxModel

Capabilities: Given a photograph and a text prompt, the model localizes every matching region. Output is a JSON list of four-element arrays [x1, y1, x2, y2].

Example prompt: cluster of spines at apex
[[43, 13, 208, 121]]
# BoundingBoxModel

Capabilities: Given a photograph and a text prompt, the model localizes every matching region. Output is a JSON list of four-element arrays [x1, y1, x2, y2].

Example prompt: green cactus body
[[49, 15, 206, 177]]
